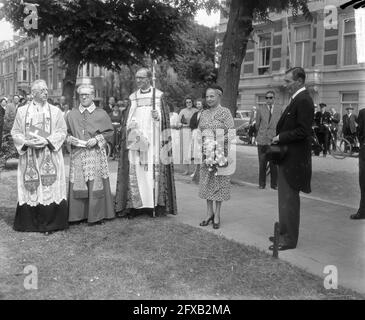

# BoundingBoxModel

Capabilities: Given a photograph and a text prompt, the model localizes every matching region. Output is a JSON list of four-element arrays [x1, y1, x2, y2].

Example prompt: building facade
[[0, 34, 106, 105], [217, 0, 365, 117]]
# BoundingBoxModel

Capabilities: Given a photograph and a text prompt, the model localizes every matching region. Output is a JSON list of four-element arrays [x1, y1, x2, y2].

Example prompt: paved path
[[169, 176, 365, 295]]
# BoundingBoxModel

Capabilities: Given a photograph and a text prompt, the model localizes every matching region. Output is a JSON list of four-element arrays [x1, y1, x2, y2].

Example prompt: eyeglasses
[[265, 97, 274, 100]]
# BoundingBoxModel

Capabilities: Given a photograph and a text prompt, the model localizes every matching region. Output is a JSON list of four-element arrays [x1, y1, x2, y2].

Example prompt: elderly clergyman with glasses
[[255, 90, 282, 190], [66, 84, 115, 225], [11, 79, 68, 234]]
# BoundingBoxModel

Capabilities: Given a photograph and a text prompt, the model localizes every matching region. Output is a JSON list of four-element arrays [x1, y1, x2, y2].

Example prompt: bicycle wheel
[[337, 138, 352, 157], [331, 141, 346, 159]]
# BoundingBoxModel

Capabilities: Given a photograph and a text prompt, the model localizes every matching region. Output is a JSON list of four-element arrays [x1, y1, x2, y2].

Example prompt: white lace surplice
[[11, 103, 67, 206]]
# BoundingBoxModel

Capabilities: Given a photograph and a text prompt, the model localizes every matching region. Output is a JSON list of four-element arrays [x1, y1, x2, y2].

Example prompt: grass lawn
[[0, 207, 363, 300]]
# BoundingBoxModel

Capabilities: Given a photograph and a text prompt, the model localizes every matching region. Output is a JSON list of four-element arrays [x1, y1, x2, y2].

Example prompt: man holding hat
[[66, 84, 115, 224], [342, 106, 357, 150], [314, 103, 331, 156]]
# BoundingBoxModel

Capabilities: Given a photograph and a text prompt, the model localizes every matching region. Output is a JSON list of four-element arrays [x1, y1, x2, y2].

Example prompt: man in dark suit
[[314, 103, 331, 156], [330, 107, 340, 150], [104, 96, 115, 115], [269, 67, 314, 251], [342, 106, 357, 149], [351, 107, 365, 220]]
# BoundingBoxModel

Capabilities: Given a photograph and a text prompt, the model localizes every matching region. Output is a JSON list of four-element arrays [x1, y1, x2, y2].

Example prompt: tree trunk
[[62, 58, 80, 109], [217, 0, 254, 116]]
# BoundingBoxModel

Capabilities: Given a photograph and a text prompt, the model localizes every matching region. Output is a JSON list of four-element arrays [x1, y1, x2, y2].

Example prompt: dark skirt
[[13, 199, 69, 232], [68, 178, 115, 223]]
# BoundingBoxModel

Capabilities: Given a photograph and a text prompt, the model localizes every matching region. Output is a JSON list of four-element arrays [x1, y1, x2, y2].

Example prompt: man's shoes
[[259, 185, 265, 189], [269, 244, 295, 251], [271, 186, 278, 190], [350, 212, 365, 220]]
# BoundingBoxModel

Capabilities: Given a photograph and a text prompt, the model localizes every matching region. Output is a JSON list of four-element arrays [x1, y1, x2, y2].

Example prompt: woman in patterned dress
[[198, 85, 234, 229]]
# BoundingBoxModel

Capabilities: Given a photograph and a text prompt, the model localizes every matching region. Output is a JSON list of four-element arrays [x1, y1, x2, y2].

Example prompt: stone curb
[[230, 178, 357, 210]]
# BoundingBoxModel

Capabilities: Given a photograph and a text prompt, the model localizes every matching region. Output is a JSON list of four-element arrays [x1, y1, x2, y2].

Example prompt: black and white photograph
[[0, 0, 365, 305]]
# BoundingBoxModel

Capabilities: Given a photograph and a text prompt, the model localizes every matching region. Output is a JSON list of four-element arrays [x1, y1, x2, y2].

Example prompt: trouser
[[257, 145, 277, 188], [358, 145, 365, 216], [318, 128, 330, 154], [331, 129, 338, 150], [278, 166, 300, 247]]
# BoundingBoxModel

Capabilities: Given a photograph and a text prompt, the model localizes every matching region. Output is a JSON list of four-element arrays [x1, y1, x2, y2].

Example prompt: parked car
[[234, 109, 253, 144]]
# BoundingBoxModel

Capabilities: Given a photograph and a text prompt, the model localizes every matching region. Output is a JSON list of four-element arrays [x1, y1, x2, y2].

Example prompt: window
[[78, 65, 83, 77], [48, 67, 53, 90], [294, 25, 311, 68], [43, 40, 47, 57], [22, 62, 27, 82], [86, 63, 90, 77], [48, 36, 53, 52], [94, 65, 99, 77], [343, 19, 357, 66], [341, 92, 359, 116], [57, 73, 63, 89], [258, 34, 271, 75]]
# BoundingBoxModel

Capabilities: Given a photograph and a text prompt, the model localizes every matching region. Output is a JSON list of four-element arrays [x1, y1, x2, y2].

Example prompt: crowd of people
[[1, 66, 365, 253], [312, 103, 359, 156]]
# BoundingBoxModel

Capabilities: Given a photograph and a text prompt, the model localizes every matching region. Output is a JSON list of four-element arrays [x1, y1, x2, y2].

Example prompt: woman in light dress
[[178, 97, 197, 175]]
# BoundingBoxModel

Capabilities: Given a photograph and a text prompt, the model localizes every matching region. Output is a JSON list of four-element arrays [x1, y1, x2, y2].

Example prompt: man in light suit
[[255, 90, 282, 190], [269, 67, 314, 251]]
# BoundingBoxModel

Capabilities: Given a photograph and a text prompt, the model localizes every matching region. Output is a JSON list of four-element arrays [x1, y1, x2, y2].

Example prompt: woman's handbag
[[265, 144, 288, 163]]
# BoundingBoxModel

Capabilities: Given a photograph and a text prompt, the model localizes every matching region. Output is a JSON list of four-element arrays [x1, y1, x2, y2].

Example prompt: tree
[[156, 21, 217, 110], [217, 0, 311, 115], [1, 0, 217, 107], [102, 21, 217, 110]]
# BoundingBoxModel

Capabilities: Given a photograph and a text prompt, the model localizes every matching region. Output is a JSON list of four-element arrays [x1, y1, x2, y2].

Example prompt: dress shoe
[[271, 186, 278, 190], [199, 216, 213, 226], [213, 220, 220, 229], [269, 236, 285, 243], [269, 244, 295, 251], [350, 212, 365, 220], [258, 185, 265, 189]]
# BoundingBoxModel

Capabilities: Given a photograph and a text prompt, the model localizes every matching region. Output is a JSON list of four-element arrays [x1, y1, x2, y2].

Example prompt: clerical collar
[[79, 103, 96, 114], [140, 87, 152, 94]]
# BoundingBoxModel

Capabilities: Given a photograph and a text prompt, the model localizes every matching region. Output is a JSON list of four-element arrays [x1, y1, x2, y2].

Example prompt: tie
[[268, 106, 272, 123]]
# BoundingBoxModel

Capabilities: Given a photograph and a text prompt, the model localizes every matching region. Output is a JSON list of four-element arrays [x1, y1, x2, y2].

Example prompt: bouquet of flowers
[[202, 137, 228, 176]]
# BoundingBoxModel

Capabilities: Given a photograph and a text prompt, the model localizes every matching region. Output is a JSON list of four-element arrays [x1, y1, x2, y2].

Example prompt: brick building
[[217, 0, 365, 117], [0, 34, 105, 105]]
